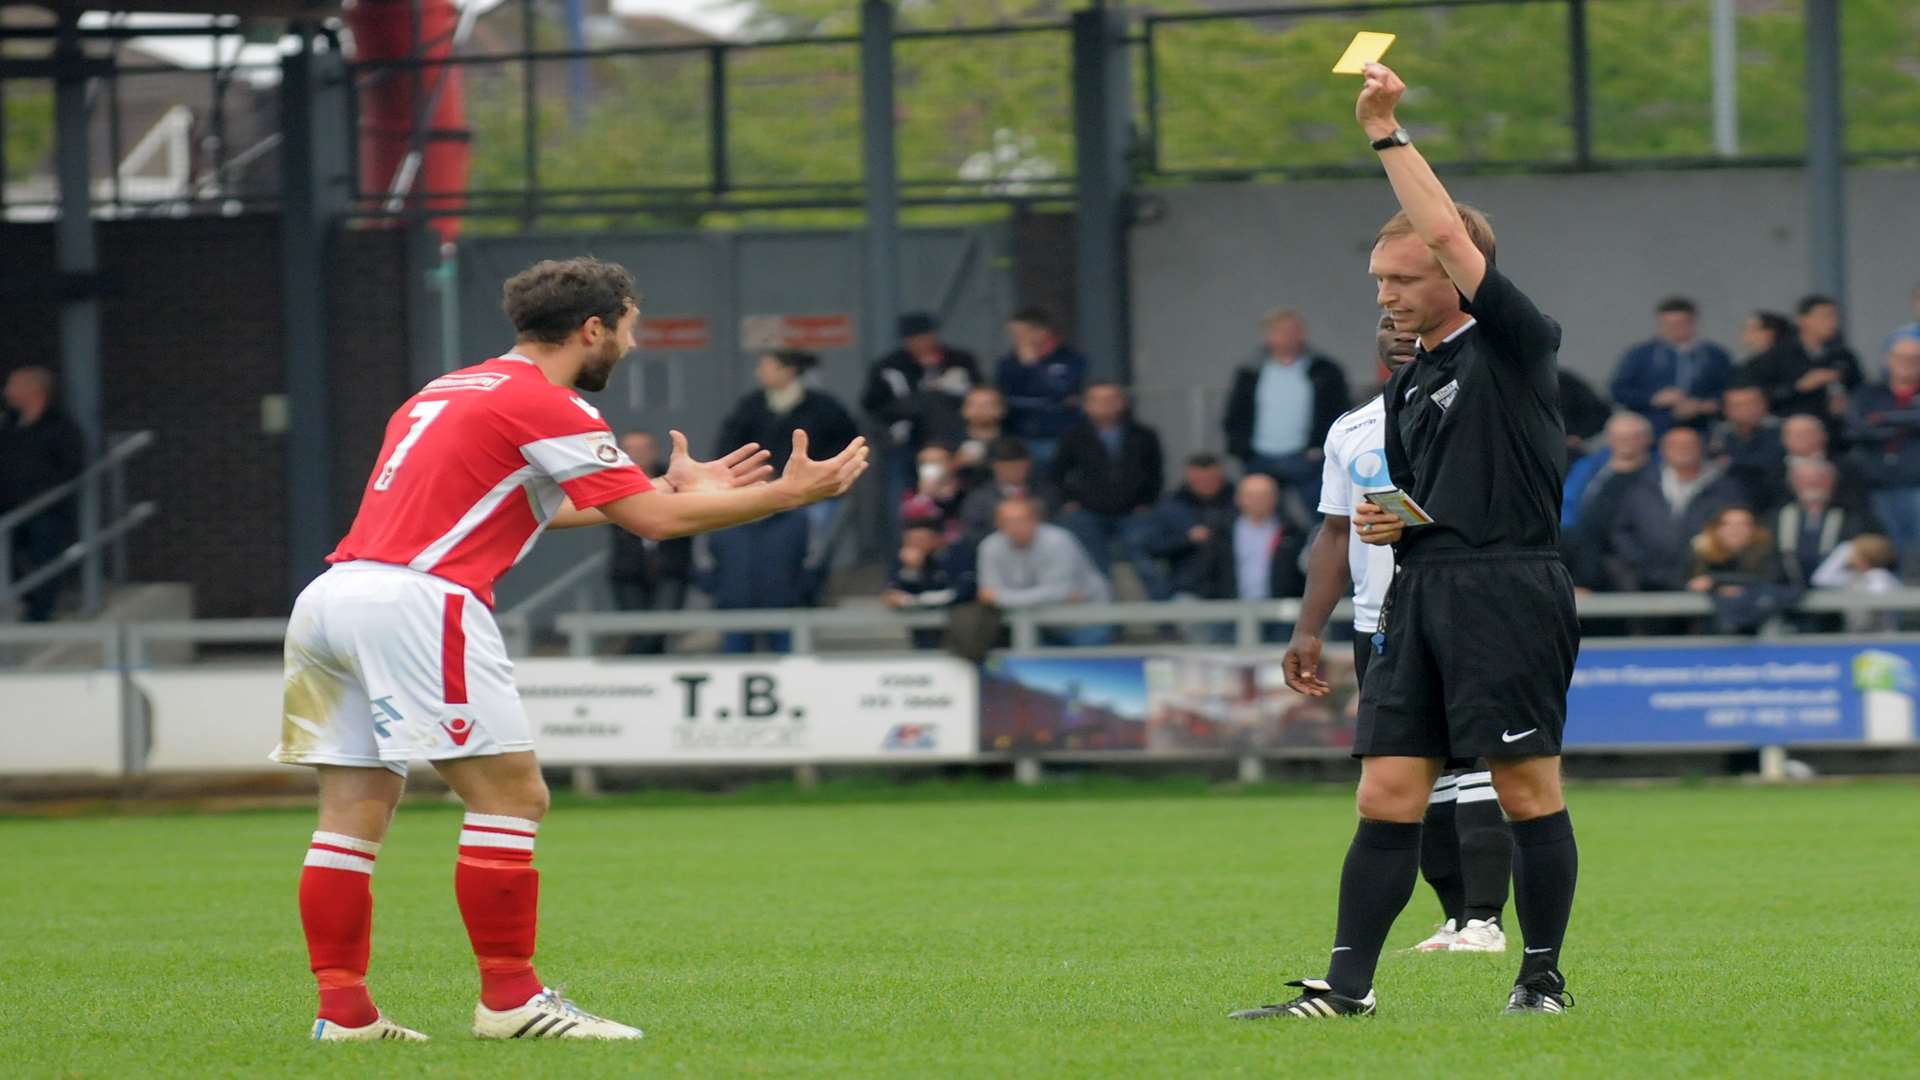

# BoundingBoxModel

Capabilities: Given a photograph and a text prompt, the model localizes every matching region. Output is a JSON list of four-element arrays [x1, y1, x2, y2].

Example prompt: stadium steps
[[14, 583, 194, 670]]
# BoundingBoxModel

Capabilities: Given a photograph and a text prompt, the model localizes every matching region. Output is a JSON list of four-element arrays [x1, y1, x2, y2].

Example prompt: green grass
[[4, 780, 1916, 1078]]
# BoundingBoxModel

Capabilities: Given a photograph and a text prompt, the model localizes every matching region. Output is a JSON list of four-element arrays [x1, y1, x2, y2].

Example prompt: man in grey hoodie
[[976, 496, 1114, 646]]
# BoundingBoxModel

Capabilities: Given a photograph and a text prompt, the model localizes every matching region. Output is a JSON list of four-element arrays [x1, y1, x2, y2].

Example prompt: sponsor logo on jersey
[[441, 717, 476, 746], [1431, 379, 1461, 411], [422, 372, 510, 393], [1349, 449, 1392, 489], [881, 722, 938, 751]]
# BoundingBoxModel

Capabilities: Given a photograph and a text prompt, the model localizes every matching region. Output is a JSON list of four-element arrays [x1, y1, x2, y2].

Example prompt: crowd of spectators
[[607, 285, 1920, 650]]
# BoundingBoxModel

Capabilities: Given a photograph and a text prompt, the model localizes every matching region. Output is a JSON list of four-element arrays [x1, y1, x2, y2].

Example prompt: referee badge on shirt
[[1431, 379, 1461, 411]]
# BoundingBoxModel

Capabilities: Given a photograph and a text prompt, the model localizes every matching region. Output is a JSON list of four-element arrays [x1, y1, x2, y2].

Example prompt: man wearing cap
[[862, 312, 981, 521]]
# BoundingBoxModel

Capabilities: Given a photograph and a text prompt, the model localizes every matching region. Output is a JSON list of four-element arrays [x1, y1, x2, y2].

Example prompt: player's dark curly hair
[[502, 257, 639, 344]]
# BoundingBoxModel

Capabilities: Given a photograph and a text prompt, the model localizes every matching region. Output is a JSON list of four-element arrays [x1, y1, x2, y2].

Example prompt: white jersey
[[1318, 395, 1397, 633]]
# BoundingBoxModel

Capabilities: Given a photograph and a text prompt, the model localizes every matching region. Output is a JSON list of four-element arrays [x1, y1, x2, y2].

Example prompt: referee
[[1232, 62, 1579, 1020]]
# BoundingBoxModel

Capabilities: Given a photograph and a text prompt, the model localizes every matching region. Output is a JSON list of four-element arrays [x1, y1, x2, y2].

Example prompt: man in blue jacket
[[1608, 297, 1732, 436], [994, 307, 1088, 469]]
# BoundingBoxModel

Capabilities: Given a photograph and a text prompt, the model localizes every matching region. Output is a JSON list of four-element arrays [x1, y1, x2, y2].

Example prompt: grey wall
[[1128, 167, 1920, 468]]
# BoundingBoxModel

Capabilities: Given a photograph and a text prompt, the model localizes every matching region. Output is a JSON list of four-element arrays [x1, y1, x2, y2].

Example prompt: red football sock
[[299, 831, 382, 1028], [456, 813, 545, 1011]]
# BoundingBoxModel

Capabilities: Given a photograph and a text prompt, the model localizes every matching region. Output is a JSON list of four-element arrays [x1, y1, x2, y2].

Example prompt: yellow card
[[1332, 31, 1396, 74]]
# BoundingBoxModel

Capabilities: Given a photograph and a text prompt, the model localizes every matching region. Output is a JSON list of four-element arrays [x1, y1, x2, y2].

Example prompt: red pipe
[[345, 0, 470, 243]]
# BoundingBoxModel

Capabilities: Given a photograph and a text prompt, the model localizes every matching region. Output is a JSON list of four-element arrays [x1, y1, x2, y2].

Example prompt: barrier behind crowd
[[6, 591, 1920, 784]]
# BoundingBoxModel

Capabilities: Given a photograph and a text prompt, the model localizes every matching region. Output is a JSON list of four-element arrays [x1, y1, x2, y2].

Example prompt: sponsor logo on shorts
[[1500, 727, 1538, 744], [441, 717, 477, 746], [370, 696, 404, 739], [881, 723, 938, 751]]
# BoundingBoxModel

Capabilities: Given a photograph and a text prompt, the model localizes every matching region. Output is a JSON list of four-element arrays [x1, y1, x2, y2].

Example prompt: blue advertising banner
[[1566, 643, 1920, 747]]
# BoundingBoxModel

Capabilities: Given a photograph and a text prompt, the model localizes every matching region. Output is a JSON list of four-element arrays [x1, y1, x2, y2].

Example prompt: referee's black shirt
[[1381, 265, 1567, 556]]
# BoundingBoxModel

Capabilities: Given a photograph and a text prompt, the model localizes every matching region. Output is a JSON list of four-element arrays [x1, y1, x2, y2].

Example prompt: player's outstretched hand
[[665, 429, 774, 493], [779, 429, 871, 505], [1356, 61, 1405, 134], [1282, 634, 1330, 697], [1353, 501, 1404, 546]]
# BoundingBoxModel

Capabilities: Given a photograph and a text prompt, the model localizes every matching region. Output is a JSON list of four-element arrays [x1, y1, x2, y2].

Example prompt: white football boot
[[311, 1013, 429, 1041], [1412, 918, 1459, 952], [473, 987, 644, 1040], [1449, 918, 1508, 953]]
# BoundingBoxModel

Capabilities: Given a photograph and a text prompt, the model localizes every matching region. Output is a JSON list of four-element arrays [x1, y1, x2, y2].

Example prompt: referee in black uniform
[[1232, 62, 1579, 1020]]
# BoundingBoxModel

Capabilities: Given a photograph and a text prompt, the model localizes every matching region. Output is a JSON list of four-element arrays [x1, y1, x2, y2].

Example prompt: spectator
[[1846, 332, 1920, 555], [716, 349, 860, 593], [702, 509, 810, 654], [1564, 410, 1656, 530], [861, 312, 979, 515], [976, 496, 1114, 646], [1738, 310, 1795, 368], [1607, 426, 1744, 591], [717, 349, 859, 474], [899, 445, 965, 543], [1810, 534, 1901, 632], [1780, 412, 1870, 516], [1687, 506, 1780, 593], [1886, 285, 1920, 350], [1222, 308, 1350, 506], [948, 386, 1009, 482], [1143, 452, 1238, 602], [1193, 474, 1310, 643], [994, 307, 1088, 467], [1773, 460, 1869, 589], [1558, 368, 1612, 460], [0, 366, 85, 622], [1707, 383, 1784, 509], [1050, 382, 1167, 598], [1607, 296, 1732, 435], [1745, 294, 1862, 423], [606, 432, 691, 655], [959, 437, 1052, 543], [884, 516, 975, 649]]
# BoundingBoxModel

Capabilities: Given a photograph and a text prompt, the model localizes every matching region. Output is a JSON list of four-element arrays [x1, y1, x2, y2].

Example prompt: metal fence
[[9, 589, 1920, 672], [8, 0, 1914, 223]]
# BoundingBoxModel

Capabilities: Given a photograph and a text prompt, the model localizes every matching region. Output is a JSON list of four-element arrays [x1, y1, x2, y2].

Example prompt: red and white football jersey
[[328, 354, 652, 606]]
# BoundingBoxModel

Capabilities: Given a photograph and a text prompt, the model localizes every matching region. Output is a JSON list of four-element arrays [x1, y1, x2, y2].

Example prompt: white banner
[[138, 668, 286, 771], [518, 656, 978, 765], [124, 657, 977, 771], [0, 672, 123, 775]]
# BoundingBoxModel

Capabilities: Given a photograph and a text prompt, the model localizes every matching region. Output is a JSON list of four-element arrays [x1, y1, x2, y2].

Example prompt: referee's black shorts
[[1354, 548, 1578, 760]]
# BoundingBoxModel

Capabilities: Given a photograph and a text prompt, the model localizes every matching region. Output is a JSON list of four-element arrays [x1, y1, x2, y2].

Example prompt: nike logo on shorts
[[1501, 728, 1538, 744]]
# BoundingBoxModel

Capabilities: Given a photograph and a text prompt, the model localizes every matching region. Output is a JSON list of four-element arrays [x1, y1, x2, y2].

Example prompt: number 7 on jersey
[[373, 400, 450, 491]]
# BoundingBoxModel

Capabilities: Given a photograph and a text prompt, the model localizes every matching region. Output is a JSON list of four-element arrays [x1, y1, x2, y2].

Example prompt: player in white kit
[[1279, 315, 1513, 956], [276, 258, 868, 1042]]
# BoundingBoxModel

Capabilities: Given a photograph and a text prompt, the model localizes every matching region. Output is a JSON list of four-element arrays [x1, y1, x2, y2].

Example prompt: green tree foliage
[[4, 88, 55, 182]]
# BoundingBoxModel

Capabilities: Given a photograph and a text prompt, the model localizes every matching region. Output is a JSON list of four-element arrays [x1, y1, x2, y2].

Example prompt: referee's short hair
[[1375, 203, 1496, 265]]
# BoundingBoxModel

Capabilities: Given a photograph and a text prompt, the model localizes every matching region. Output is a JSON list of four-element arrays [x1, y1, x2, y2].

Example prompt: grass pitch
[[4, 779, 1915, 1078]]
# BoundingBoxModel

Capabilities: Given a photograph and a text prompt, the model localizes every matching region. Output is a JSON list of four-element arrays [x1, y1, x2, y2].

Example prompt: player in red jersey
[[275, 258, 867, 1041]]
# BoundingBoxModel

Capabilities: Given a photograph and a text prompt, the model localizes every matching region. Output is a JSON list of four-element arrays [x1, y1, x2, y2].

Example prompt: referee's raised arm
[[1355, 63, 1487, 300]]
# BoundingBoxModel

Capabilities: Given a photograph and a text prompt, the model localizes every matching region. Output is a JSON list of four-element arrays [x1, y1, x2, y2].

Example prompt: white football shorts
[[271, 560, 532, 776]]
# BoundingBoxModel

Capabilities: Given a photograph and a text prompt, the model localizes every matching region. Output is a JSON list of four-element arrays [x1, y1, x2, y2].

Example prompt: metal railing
[[4, 587, 1920, 671], [495, 549, 612, 656], [0, 430, 157, 622]]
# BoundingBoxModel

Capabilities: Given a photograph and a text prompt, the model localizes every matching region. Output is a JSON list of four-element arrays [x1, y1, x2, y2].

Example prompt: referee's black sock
[[1325, 819, 1423, 999], [1418, 796, 1465, 924], [1510, 809, 1577, 979], [1456, 787, 1513, 925]]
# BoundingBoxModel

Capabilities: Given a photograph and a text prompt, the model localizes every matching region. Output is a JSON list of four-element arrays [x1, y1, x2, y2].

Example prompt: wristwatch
[[1371, 127, 1412, 151]]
